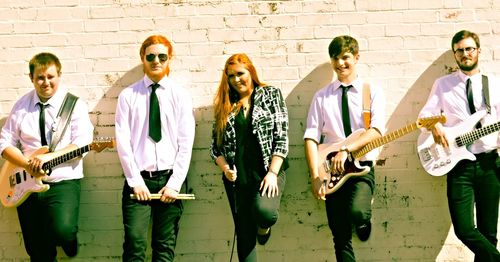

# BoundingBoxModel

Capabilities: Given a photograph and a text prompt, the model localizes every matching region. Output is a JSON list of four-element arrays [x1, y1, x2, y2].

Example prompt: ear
[[29, 73, 34, 83]]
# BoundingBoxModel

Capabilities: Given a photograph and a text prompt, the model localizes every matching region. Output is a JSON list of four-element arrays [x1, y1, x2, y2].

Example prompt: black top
[[234, 104, 265, 187]]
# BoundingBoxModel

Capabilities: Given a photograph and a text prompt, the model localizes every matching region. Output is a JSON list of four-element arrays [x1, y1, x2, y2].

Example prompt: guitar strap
[[482, 75, 491, 114], [49, 93, 79, 152], [362, 83, 371, 129]]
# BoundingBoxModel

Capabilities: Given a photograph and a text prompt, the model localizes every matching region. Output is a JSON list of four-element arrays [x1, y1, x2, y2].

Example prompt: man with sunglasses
[[419, 30, 500, 261], [115, 35, 195, 261]]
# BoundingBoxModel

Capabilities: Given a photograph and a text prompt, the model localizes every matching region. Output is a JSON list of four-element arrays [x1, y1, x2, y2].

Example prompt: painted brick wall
[[1, 1, 499, 261]]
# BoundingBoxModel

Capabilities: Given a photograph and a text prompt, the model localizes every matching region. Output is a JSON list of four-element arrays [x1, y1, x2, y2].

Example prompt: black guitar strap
[[482, 75, 491, 114], [49, 93, 79, 152]]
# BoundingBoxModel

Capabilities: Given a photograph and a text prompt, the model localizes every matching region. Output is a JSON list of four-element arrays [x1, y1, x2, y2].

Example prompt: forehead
[[333, 51, 355, 58], [32, 64, 59, 76], [454, 37, 477, 48], [144, 44, 168, 54], [226, 63, 248, 74]]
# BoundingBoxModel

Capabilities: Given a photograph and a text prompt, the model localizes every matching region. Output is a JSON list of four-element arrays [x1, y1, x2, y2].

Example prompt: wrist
[[268, 169, 279, 176], [340, 145, 350, 154]]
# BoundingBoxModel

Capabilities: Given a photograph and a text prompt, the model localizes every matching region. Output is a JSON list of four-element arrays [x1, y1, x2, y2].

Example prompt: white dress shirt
[[304, 78, 386, 161], [115, 75, 195, 191], [0, 86, 94, 182], [419, 70, 500, 154]]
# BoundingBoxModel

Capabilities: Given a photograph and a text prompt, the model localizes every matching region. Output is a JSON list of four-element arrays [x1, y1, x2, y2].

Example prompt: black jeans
[[325, 167, 375, 262], [122, 171, 183, 262], [17, 179, 81, 262], [447, 152, 500, 262], [223, 172, 286, 262]]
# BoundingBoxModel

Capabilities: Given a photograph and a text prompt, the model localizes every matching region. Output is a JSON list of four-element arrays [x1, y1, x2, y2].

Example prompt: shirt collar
[[333, 78, 362, 92], [143, 75, 169, 90], [456, 69, 482, 83]]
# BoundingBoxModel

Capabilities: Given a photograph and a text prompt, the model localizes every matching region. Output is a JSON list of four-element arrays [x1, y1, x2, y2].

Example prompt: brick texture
[[0, 1, 499, 261]]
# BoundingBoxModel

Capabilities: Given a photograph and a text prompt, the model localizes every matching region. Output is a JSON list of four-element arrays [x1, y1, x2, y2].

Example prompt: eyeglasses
[[145, 53, 168, 62], [454, 47, 477, 55]]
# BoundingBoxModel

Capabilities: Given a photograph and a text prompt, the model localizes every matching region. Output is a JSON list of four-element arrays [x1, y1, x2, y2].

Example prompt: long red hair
[[140, 35, 174, 76], [213, 53, 265, 147]]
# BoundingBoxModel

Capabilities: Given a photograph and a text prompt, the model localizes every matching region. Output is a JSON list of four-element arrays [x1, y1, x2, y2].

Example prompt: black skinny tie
[[341, 85, 352, 136], [38, 102, 48, 146], [465, 78, 481, 128], [149, 83, 162, 142]]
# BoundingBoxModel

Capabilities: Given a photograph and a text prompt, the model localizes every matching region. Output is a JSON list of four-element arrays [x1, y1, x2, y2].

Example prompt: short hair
[[451, 30, 480, 51], [139, 35, 174, 75], [328, 35, 359, 58], [29, 52, 61, 77]]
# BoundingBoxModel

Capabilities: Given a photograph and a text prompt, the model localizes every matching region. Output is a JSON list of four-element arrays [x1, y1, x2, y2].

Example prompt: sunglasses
[[145, 53, 168, 62]]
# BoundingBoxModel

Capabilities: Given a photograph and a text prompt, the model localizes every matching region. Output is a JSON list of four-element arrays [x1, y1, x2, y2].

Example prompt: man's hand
[[26, 157, 47, 178], [332, 150, 349, 174], [132, 185, 151, 201], [158, 186, 178, 203], [311, 176, 326, 200], [430, 123, 449, 149]]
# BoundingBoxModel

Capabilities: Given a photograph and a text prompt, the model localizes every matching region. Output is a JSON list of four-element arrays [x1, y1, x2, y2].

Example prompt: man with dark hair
[[419, 30, 500, 261], [0, 52, 94, 260], [115, 35, 195, 262], [304, 35, 386, 261]]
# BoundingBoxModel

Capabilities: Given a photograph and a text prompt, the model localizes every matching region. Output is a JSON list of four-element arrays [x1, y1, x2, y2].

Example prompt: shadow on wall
[[77, 64, 145, 259], [371, 50, 458, 261]]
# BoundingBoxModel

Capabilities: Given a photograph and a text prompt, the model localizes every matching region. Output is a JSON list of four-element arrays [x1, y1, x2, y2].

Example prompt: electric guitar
[[319, 115, 446, 194], [417, 110, 500, 176], [0, 139, 115, 208]]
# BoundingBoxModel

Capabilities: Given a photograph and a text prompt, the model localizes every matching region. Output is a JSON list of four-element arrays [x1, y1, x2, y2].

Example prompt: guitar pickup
[[418, 148, 432, 162]]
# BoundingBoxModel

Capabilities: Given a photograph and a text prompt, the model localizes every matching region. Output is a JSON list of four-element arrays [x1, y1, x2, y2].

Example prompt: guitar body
[[0, 147, 51, 208], [417, 110, 487, 176], [317, 129, 372, 195], [0, 139, 115, 208]]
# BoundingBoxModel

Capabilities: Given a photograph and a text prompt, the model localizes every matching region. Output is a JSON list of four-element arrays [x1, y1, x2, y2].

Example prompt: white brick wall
[[0, 1, 499, 261]]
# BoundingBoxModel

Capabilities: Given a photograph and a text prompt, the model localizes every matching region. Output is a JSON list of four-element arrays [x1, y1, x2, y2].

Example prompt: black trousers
[[223, 172, 286, 262], [325, 166, 375, 262], [17, 179, 81, 262], [122, 171, 183, 262], [447, 151, 500, 262]]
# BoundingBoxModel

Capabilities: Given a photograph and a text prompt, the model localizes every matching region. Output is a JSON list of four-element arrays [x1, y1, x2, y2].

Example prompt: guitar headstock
[[416, 114, 447, 129], [90, 138, 116, 152]]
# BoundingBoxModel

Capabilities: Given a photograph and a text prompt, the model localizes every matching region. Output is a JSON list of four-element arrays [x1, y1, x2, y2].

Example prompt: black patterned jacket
[[210, 85, 289, 172]]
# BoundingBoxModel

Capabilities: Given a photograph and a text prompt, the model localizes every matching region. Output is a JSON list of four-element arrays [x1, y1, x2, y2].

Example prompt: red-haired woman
[[210, 53, 289, 261]]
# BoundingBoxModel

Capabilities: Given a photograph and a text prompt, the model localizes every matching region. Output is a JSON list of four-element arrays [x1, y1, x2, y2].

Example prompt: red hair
[[140, 35, 174, 75], [213, 53, 265, 147]]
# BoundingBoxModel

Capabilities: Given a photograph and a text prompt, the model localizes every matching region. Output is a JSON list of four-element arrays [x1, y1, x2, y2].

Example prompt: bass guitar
[[319, 115, 446, 194], [417, 110, 499, 176], [0, 139, 115, 208]]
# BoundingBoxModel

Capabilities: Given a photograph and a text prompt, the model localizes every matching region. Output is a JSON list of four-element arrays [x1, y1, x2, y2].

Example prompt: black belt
[[140, 169, 172, 179], [474, 151, 498, 160]]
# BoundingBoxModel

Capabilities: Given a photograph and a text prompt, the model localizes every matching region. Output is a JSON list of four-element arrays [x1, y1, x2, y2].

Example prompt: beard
[[456, 57, 478, 72]]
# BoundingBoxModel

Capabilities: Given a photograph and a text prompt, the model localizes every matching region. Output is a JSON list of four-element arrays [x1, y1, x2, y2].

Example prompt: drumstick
[[129, 193, 196, 200]]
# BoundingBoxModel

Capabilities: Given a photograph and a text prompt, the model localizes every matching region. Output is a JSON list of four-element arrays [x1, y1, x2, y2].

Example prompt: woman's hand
[[260, 171, 279, 198]]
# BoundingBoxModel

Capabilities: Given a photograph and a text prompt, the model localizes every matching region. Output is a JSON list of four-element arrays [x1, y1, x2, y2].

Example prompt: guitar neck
[[353, 122, 419, 159], [42, 145, 91, 170], [457, 121, 500, 147]]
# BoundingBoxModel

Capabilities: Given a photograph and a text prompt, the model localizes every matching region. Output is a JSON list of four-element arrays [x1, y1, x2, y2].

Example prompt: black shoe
[[62, 238, 78, 257], [256, 228, 271, 245], [356, 222, 371, 241]]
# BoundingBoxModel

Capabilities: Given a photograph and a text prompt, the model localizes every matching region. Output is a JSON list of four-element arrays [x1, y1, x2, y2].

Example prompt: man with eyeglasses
[[419, 30, 500, 261], [115, 35, 195, 262]]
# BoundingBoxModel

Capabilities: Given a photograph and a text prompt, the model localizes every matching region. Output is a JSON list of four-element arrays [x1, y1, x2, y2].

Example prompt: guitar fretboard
[[353, 122, 418, 159], [42, 145, 91, 170], [456, 121, 500, 147]]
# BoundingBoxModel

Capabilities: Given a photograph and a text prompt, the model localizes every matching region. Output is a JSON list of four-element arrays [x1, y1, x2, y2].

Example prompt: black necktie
[[341, 85, 352, 136], [38, 102, 48, 146], [149, 83, 162, 142], [465, 78, 481, 128], [465, 79, 476, 114]]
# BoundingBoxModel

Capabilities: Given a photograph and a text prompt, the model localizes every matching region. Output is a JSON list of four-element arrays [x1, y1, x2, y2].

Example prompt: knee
[[53, 223, 77, 243], [351, 208, 370, 225], [453, 226, 476, 241], [254, 204, 279, 227]]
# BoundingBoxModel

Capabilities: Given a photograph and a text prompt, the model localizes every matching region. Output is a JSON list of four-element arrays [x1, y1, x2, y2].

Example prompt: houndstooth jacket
[[210, 85, 289, 172]]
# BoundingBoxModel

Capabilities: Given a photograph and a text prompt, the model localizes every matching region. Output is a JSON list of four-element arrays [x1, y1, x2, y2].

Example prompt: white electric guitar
[[319, 115, 446, 194], [0, 139, 115, 208], [417, 110, 500, 176]]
